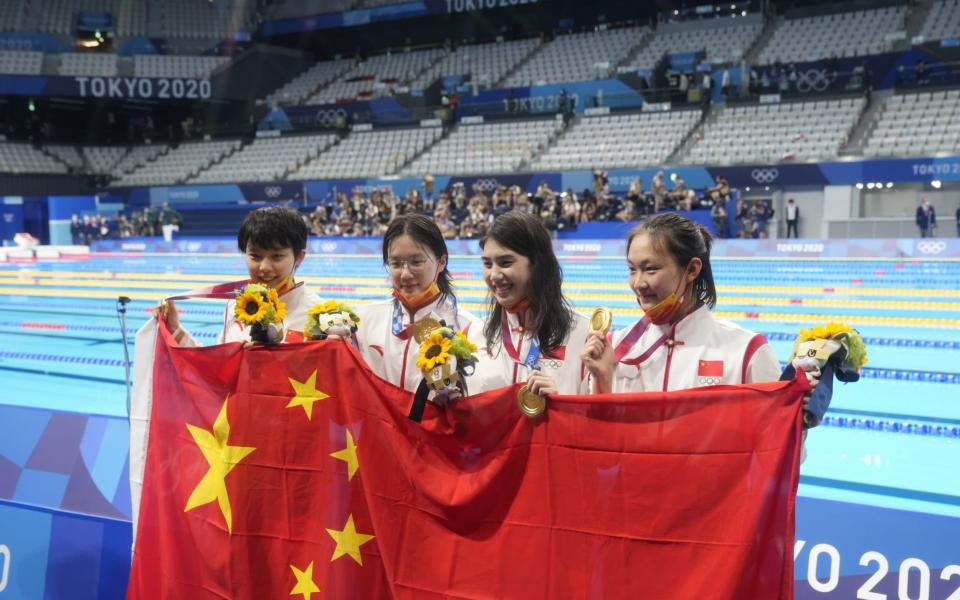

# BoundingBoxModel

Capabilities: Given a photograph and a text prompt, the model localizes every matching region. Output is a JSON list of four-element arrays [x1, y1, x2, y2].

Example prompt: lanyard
[[613, 304, 700, 367], [390, 294, 461, 338], [500, 317, 541, 370]]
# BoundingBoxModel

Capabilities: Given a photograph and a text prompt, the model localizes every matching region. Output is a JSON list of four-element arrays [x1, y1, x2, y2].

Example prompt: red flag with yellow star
[[128, 322, 805, 599]]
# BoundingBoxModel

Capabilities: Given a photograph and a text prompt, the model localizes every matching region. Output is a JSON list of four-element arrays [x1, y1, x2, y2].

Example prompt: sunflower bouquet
[[234, 283, 287, 344], [416, 326, 479, 405], [784, 321, 867, 427], [304, 300, 360, 341]]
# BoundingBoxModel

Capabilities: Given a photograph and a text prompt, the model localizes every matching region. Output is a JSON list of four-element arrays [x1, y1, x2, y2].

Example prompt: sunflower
[[797, 322, 853, 342], [417, 332, 452, 371], [235, 291, 268, 324], [266, 288, 287, 321]]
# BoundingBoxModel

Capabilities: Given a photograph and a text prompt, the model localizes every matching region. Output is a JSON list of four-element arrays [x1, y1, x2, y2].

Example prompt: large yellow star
[[287, 371, 329, 420], [184, 396, 256, 534], [326, 514, 375, 566], [289, 561, 320, 600], [330, 429, 359, 481]]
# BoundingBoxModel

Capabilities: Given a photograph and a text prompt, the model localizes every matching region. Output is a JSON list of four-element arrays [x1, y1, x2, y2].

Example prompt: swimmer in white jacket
[[355, 214, 482, 392]]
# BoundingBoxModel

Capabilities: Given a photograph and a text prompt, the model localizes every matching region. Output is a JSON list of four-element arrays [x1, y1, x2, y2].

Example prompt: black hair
[[627, 212, 717, 309], [237, 206, 308, 255], [480, 210, 574, 355], [381, 213, 453, 300]]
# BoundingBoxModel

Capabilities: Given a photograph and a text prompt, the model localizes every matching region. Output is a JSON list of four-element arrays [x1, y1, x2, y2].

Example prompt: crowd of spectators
[[300, 171, 746, 240], [69, 204, 183, 243]]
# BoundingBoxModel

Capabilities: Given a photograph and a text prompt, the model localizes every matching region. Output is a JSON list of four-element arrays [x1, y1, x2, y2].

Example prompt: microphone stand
[[116, 296, 132, 417]]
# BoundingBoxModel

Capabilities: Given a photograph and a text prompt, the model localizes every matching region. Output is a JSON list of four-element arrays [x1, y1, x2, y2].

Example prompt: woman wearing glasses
[[355, 213, 481, 392]]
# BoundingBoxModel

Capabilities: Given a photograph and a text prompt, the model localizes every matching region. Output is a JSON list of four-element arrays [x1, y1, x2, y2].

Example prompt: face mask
[[394, 282, 440, 311], [640, 268, 690, 326]]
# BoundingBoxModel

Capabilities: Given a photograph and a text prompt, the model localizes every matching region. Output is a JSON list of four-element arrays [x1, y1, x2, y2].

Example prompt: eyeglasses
[[386, 257, 432, 273]]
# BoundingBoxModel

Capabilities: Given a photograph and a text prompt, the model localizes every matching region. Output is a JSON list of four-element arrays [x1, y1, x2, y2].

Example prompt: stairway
[[493, 37, 547, 88], [666, 105, 717, 165], [840, 89, 894, 157]]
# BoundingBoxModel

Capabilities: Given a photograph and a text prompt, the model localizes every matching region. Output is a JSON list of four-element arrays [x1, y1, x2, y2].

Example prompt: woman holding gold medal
[[355, 214, 482, 392], [470, 210, 592, 399], [581, 213, 781, 394]]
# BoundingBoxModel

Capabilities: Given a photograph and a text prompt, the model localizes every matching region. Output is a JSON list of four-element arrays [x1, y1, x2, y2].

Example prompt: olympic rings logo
[[916, 241, 946, 255], [320, 242, 337, 253], [751, 168, 779, 183], [539, 359, 563, 370], [264, 186, 282, 198], [795, 69, 836, 93], [474, 178, 500, 191], [314, 108, 348, 127], [698, 376, 722, 386]]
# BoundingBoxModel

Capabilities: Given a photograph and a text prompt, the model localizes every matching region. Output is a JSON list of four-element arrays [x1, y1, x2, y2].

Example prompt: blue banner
[[263, 98, 418, 129], [0, 75, 211, 100], [0, 32, 67, 53], [1, 198, 24, 244], [460, 78, 644, 117], [258, 0, 542, 37]]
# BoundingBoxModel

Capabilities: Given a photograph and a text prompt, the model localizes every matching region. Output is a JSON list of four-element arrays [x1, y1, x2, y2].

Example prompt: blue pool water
[[1, 251, 958, 598]]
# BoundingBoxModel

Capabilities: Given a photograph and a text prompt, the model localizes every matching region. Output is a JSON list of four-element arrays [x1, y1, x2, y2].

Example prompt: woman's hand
[[155, 299, 181, 332], [525, 371, 559, 397], [580, 331, 614, 394]]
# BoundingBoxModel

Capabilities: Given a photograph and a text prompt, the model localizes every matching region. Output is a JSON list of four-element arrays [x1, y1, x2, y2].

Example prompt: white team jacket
[[355, 295, 482, 392], [608, 304, 781, 393], [179, 283, 322, 346], [469, 309, 592, 395]]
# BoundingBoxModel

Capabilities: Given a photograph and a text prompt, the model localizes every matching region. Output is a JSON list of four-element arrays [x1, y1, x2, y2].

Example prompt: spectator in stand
[[785, 198, 800, 238], [652, 170, 667, 212], [736, 197, 751, 239], [916, 197, 936, 237], [710, 191, 727, 238], [435, 205, 458, 240], [626, 178, 642, 208], [70, 214, 82, 245], [667, 174, 688, 210], [157, 202, 183, 242], [580, 196, 598, 223], [119, 214, 135, 238], [82, 215, 96, 244], [751, 201, 773, 239], [423, 172, 435, 204], [560, 190, 580, 228], [721, 68, 731, 99]]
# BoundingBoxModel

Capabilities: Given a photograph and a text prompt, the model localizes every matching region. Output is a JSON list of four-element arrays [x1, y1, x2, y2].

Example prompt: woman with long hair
[[471, 210, 591, 396], [355, 213, 481, 392]]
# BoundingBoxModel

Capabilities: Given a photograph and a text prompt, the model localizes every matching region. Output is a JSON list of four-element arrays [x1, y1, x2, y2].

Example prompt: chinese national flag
[[698, 359, 724, 377], [128, 323, 805, 599]]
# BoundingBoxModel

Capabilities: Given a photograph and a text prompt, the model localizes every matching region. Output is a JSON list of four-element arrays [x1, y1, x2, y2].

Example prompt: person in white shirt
[[355, 214, 481, 392], [159, 206, 321, 345], [470, 210, 591, 396], [580, 213, 781, 394], [785, 198, 800, 238]]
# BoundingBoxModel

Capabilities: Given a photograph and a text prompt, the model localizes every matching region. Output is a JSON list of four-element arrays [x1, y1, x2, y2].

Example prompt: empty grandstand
[[627, 21, 763, 69], [863, 89, 960, 157], [502, 26, 649, 88], [403, 118, 562, 175], [683, 97, 866, 165], [290, 127, 442, 180], [532, 110, 701, 170], [755, 6, 907, 65], [190, 133, 339, 184], [111, 139, 242, 187], [409, 38, 542, 91]]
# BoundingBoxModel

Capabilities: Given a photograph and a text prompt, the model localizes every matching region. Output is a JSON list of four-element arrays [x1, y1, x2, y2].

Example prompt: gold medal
[[589, 307, 612, 336], [411, 316, 442, 343], [516, 385, 546, 418]]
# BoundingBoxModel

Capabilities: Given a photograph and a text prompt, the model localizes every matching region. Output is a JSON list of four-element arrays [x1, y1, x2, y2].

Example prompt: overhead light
[[764, 186, 770, 191], [931, 180, 942, 189], [855, 183, 864, 189], [745, 186, 751, 191], [27, 98, 35, 112], [886, 182, 893, 188], [674, 9, 679, 15], [741, 10, 747, 16], [866, 182, 875, 189]]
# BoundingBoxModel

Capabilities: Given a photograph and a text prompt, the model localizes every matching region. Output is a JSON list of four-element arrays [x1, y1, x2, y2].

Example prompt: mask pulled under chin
[[393, 282, 441, 311], [641, 293, 684, 325]]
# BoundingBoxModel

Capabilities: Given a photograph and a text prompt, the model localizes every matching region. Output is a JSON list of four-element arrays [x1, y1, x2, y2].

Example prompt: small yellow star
[[287, 370, 329, 420], [326, 514, 375, 566], [289, 561, 321, 600], [184, 396, 256, 534], [330, 429, 359, 481]]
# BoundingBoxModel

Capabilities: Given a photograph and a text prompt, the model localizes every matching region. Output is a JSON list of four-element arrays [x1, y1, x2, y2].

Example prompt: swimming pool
[[1, 251, 958, 598]]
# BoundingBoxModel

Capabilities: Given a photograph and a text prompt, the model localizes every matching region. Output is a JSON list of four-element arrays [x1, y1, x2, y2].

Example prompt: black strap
[[408, 379, 430, 423]]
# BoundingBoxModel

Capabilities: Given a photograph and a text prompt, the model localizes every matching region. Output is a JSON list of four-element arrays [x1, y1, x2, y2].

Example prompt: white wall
[[860, 188, 960, 219], [822, 185, 855, 238], [780, 189, 823, 238]]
